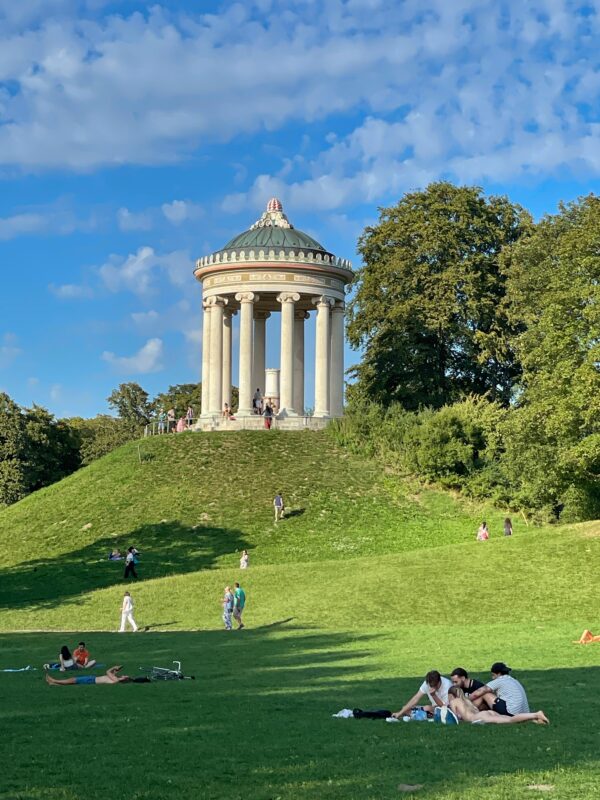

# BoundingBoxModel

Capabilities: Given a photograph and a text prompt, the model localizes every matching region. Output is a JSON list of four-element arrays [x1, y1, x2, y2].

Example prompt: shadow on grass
[[285, 508, 306, 519], [1, 626, 598, 799], [0, 521, 249, 611]]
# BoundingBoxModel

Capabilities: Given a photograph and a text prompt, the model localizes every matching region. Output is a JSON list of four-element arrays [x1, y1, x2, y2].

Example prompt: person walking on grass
[[124, 547, 138, 580], [222, 586, 234, 631], [263, 402, 273, 430], [46, 665, 132, 686], [119, 591, 138, 632], [504, 517, 513, 536], [240, 549, 249, 570], [233, 582, 246, 630], [448, 687, 549, 725], [476, 520, 489, 541], [273, 493, 284, 521]]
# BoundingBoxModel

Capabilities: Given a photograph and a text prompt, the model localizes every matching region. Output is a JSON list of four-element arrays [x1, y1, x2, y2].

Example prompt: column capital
[[277, 292, 300, 304], [295, 310, 310, 321], [312, 294, 335, 309], [254, 310, 272, 321], [205, 295, 228, 308], [331, 300, 345, 313], [235, 291, 258, 304]]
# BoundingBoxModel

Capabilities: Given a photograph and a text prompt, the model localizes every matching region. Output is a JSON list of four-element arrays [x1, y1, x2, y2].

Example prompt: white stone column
[[313, 295, 335, 417], [222, 309, 236, 411], [252, 311, 270, 398], [201, 299, 211, 417], [235, 292, 258, 416], [294, 310, 309, 416], [207, 296, 227, 415], [277, 292, 300, 416], [329, 301, 345, 417]]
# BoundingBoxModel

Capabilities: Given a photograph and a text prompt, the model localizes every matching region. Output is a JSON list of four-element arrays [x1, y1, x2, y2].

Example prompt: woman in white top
[[59, 646, 75, 671], [240, 550, 249, 569], [448, 687, 548, 724]]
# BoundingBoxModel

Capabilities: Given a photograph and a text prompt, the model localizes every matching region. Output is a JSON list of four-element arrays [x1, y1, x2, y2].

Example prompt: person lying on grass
[[448, 687, 549, 725], [391, 670, 451, 719], [45, 665, 131, 686], [574, 630, 600, 644], [468, 662, 530, 717]]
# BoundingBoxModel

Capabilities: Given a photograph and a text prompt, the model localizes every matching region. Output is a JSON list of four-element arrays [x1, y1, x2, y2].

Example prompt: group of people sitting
[[392, 663, 549, 725], [44, 642, 97, 672], [476, 518, 513, 540]]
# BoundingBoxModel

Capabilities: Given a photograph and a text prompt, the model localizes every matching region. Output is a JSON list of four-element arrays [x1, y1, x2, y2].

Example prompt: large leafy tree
[[501, 195, 600, 519], [347, 182, 532, 409], [107, 382, 154, 432]]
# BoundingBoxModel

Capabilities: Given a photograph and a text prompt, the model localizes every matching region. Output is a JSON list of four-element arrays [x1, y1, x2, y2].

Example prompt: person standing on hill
[[233, 582, 246, 630], [119, 591, 138, 632], [240, 550, 249, 569], [222, 586, 234, 631], [273, 493, 284, 521], [124, 547, 138, 580], [263, 402, 273, 430], [476, 521, 489, 540], [503, 517, 513, 536]]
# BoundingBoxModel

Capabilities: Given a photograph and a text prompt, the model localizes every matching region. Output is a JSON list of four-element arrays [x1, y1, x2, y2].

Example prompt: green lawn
[[1, 431, 599, 799]]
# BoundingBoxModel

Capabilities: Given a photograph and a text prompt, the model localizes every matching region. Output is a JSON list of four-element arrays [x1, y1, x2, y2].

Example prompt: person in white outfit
[[119, 591, 138, 632]]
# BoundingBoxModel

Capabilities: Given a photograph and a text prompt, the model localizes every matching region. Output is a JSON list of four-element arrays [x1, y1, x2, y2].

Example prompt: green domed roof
[[217, 198, 332, 257], [223, 225, 326, 253]]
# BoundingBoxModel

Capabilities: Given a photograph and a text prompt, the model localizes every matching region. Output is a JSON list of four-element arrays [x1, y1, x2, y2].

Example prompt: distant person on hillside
[[391, 670, 452, 719], [273, 493, 285, 521], [448, 687, 548, 725], [263, 402, 273, 430], [253, 388, 262, 414], [222, 403, 236, 420], [119, 591, 138, 632], [46, 665, 132, 686], [240, 549, 249, 570], [186, 406, 194, 428], [575, 630, 600, 644], [503, 517, 513, 536], [108, 549, 123, 561], [450, 668, 485, 696], [468, 662, 530, 716], [476, 521, 489, 541], [167, 407, 176, 432], [176, 416, 186, 433], [158, 408, 167, 434], [59, 646, 76, 672], [222, 586, 234, 631], [124, 547, 138, 580], [233, 582, 246, 630], [73, 642, 97, 669]]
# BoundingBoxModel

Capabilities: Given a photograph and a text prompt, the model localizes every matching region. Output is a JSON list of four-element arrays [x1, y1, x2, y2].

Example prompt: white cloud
[[0, 333, 21, 368], [49, 383, 62, 401], [27, 376, 39, 387], [49, 283, 94, 299], [131, 309, 160, 328], [0, 213, 48, 240], [117, 207, 153, 231], [98, 246, 192, 295], [102, 337, 164, 374], [161, 200, 203, 225]]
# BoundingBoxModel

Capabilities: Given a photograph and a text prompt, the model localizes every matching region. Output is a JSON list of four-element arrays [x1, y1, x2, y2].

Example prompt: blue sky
[[1, 0, 600, 418]]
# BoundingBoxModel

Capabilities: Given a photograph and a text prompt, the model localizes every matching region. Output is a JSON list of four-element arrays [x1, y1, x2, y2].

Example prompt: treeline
[[0, 382, 213, 507], [335, 183, 600, 523]]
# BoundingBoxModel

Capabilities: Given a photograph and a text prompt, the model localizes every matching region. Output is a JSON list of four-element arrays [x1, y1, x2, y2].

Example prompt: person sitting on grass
[[59, 646, 76, 672], [73, 641, 96, 669], [45, 665, 131, 686], [468, 662, 530, 717], [391, 670, 452, 719], [450, 667, 485, 696], [575, 630, 600, 644], [448, 687, 549, 725], [108, 549, 123, 560]]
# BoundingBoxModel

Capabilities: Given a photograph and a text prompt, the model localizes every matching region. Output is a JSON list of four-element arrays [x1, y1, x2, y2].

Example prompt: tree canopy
[[347, 182, 532, 409]]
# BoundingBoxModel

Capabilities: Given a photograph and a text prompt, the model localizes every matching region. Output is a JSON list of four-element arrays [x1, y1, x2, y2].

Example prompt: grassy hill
[[1, 430, 600, 799]]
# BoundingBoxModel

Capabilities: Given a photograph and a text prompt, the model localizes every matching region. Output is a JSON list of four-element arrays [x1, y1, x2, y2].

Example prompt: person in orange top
[[73, 641, 97, 669]]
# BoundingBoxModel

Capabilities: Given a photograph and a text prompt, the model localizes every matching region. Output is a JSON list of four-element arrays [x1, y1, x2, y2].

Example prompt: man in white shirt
[[119, 591, 138, 632], [469, 662, 530, 716], [391, 670, 452, 719]]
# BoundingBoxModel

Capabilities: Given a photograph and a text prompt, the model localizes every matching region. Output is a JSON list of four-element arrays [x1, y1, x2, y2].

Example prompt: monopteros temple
[[194, 198, 353, 430]]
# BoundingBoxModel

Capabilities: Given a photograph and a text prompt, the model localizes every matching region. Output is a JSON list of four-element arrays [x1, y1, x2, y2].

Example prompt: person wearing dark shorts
[[45, 665, 131, 686], [468, 662, 530, 717]]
